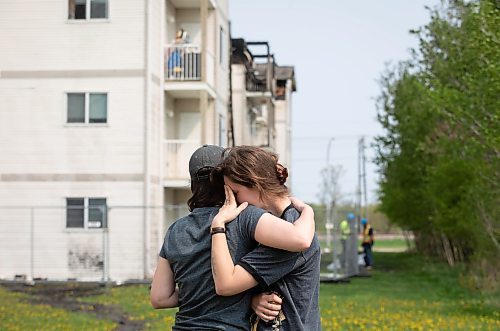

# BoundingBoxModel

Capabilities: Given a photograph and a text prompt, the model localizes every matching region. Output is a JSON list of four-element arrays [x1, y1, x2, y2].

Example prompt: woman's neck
[[266, 197, 292, 217]]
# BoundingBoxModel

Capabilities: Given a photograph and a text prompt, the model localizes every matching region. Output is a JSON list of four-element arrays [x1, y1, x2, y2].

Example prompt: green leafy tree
[[375, 0, 499, 286]]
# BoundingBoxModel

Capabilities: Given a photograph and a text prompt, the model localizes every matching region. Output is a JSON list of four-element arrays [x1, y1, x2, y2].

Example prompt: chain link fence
[[1, 204, 360, 283], [0, 205, 188, 283], [314, 205, 361, 281]]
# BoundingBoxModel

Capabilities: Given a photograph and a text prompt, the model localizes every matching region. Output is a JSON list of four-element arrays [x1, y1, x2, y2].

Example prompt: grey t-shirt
[[160, 205, 266, 330], [238, 205, 322, 331]]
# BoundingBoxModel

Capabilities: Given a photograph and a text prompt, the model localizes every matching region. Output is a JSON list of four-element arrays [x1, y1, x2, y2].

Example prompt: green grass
[[320, 252, 500, 330], [373, 238, 411, 249], [79, 284, 177, 330], [1, 252, 498, 330], [319, 237, 413, 252], [0, 286, 116, 331]]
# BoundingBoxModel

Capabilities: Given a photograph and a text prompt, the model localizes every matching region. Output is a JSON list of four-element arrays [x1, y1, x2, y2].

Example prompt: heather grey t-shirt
[[238, 205, 322, 331], [159, 205, 266, 330]]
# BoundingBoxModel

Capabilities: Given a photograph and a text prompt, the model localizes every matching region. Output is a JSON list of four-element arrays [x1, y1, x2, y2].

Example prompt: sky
[[229, 0, 441, 204]]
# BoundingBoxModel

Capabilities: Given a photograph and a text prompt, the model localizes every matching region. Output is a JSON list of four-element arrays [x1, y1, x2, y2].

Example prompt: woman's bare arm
[[211, 186, 315, 295], [150, 257, 179, 308], [253, 196, 314, 252]]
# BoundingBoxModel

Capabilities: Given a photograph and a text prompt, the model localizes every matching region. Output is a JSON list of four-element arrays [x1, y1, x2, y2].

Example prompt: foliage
[[374, 0, 500, 285], [317, 164, 344, 207]]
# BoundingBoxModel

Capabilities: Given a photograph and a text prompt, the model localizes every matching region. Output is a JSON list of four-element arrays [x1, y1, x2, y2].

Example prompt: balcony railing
[[246, 69, 268, 92], [164, 139, 200, 180], [165, 44, 201, 81]]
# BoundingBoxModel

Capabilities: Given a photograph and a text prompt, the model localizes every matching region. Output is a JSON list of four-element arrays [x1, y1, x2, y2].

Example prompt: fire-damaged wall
[[67, 235, 104, 280]]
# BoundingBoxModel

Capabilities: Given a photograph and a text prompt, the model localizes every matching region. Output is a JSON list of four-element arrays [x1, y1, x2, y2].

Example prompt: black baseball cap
[[189, 144, 224, 181]]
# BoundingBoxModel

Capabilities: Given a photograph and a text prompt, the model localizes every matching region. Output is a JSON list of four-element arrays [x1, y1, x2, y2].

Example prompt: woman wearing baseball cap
[[150, 145, 315, 330]]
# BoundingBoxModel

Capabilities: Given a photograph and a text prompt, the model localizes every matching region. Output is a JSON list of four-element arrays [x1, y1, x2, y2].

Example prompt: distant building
[[273, 66, 297, 191], [229, 39, 296, 189]]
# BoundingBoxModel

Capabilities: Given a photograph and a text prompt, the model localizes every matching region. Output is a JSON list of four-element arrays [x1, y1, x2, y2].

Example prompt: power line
[[293, 157, 364, 162], [293, 134, 377, 140]]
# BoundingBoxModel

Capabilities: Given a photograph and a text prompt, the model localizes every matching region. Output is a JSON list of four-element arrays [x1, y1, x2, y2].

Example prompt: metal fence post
[[101, 205, 109, 282], [30, 207, 34, 281]]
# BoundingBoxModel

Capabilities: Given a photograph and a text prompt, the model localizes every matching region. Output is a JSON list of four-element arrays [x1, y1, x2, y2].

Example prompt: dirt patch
[[2, 282, 144, 331]]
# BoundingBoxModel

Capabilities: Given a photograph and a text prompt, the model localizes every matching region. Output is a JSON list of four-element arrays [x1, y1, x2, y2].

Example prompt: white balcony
[[164, 44, 216, 99], [170, 0, 217, 9], [163, 139, 200, 186], [165, 44, 201, 81]]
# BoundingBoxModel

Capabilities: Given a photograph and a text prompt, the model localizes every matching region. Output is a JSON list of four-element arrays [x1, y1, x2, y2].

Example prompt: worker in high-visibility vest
[[339, 213, 355, 268], [361, 218, 374, 270]]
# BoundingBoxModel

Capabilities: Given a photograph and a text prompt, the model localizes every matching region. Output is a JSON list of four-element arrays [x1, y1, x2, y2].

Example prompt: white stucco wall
[[0, 79, 144, 175], [0, 0, 145, 71], [0, 182, 145, 281]]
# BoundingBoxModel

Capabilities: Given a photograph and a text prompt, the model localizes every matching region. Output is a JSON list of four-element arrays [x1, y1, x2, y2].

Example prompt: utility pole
[[324, 137, 335, 253], [361, 137, 368, 219], [356, 138, 362, 232], [348, 137, 367, 277], [356, 137, 368, 222]]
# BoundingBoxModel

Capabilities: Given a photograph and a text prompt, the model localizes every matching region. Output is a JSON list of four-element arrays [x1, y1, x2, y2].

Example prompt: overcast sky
[[229, 0, 441, 204]]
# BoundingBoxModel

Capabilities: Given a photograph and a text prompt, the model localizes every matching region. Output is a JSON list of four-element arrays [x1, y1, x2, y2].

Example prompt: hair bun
[[276, 163, 288, 185]]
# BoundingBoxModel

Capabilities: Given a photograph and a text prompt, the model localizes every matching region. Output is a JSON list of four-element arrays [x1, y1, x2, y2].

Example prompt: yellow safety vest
[[363, 224, 373, 244], [340, 220, 350, 240]]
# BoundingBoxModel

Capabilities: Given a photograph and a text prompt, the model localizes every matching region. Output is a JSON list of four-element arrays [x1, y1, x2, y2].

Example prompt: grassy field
[[320, 253, 499, 330], [1, 252, 499, 330], [372, 237, 411, 249], [319, 236, 414, 253]]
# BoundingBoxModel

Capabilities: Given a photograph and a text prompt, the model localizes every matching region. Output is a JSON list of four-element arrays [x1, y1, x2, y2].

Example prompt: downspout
[[200, 0, 208, 144], [287, 79, 293, 192], [228, 22, 235, 147], [142, 0, 151, 279]]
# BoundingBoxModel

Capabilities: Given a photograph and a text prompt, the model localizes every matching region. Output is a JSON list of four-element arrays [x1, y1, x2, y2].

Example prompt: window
[[67, 93, 107, 124], [66, 198, 84, 228], [66, 198, 107, 229], [68, 0, 108, 20]]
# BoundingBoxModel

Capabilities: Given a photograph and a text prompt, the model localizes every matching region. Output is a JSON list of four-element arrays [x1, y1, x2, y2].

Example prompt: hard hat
[[347, 213, 355, 220], [361, 218, 368, 225]]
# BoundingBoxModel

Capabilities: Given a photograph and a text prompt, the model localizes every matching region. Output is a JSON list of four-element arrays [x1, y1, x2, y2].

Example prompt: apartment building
[[229, 39, 296, 189], [274, 66, 296, 191], [0, 0, 230, 282], [163, 0, 230, 233]]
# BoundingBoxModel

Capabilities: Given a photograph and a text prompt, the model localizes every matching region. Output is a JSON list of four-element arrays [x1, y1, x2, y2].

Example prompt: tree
[[374, 0, 499, 285], [317, 164, 344, 211], [317, 164, 344, 232]]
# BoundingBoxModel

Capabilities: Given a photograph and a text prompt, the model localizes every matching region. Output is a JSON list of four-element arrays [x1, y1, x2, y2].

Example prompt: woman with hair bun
[[211, 146, 321, 331], [151, 145, 316, 330]]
